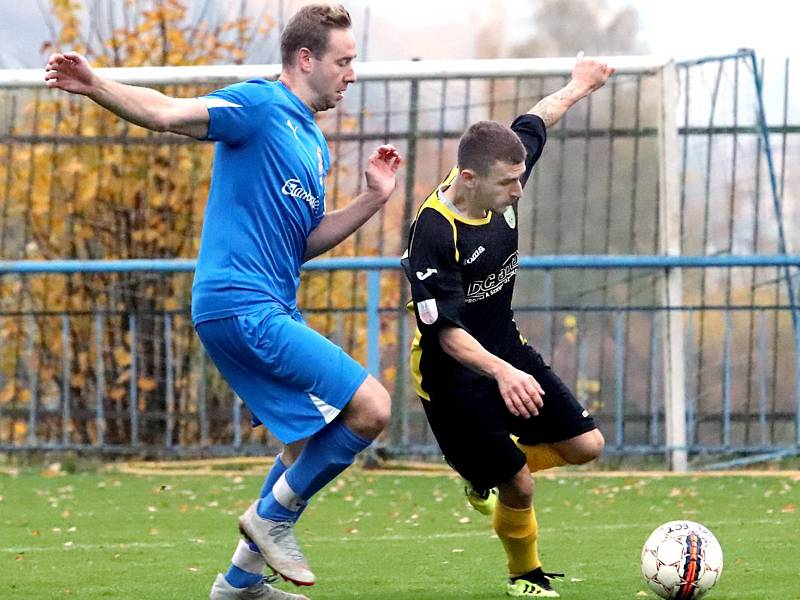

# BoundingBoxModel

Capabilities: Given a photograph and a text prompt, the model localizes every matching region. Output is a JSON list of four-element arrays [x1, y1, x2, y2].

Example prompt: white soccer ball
[[640, 520, 723, 599]]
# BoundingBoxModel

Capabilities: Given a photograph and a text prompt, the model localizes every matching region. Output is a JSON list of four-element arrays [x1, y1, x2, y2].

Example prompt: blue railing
[[1, 255, 799, 465]]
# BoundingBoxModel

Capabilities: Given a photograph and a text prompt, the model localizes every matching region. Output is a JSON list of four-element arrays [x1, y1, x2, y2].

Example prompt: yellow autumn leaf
[[113, 347, 131, 367], [138, 377, 157, 392]]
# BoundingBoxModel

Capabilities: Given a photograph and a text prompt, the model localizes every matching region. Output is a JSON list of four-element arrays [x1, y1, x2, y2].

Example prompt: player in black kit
[[402, 53, 614, 598]]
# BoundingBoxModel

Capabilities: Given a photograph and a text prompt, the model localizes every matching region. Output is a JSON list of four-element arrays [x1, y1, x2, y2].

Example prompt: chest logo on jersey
[[416, 268, 438, 281], [282, 178, 320, 211], [464, 245, 485, 265], [286, 119, 300, 141], [503, 206, 516, 229], [465, 252, 518, 303]]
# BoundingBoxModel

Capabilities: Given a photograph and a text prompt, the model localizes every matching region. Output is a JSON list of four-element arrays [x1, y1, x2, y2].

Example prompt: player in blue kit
[[45, 5, 400, 599]]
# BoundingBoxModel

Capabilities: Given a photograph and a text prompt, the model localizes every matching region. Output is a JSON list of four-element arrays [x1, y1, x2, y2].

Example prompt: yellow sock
[[493, 500, 540, 578], [516, 440, 567, 473]]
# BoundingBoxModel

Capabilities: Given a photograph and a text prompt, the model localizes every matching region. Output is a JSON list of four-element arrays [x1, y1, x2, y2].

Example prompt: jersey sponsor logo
[[282, 178, 320, 211], [464, 245, 485, 265], [416, 268, 438, 281], [465, 252, 518, 303], [503, 206, 516, 229], [417, 298, 439, 324], [286, 118, 300, 141]]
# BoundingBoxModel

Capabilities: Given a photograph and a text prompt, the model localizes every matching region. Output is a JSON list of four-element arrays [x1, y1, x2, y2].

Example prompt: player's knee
[[570, 429, 605, 465], [343, 376, 391, 439], [366, 385, 392, 434]]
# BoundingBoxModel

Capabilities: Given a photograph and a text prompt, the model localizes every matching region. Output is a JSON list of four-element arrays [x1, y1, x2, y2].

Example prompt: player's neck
[[278, 72, 317, 113], [444, 181, 488, 219]]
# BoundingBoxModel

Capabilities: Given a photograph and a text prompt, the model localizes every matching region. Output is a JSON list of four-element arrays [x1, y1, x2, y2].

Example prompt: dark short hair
[[457, 121, 526, 176], [280, 3, 352, 66]]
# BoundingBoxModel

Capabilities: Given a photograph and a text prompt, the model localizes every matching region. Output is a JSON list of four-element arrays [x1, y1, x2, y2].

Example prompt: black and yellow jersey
[[402, 114, 547, 400]]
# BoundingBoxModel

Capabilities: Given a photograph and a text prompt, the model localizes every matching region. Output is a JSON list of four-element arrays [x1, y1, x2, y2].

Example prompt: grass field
[[2, 461, 798, 599]]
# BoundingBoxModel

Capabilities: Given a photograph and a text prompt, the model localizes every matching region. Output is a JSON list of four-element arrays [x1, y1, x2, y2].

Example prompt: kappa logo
[[416, 268, 438, 281], [464, 245, 485, 265]]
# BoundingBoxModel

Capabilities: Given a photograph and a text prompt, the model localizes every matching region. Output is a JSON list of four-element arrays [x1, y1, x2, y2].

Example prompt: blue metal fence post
[[61, 314, 70, 446], [94, 312, 105, 448], [26, 315, 37, 445], [747, 49, 800, 445], [165, 313, 174, 449], [366, 270, 381, 377], [722, 311, 732, 448], [614, 313, 625, 449], [129, 314, 139, 446]]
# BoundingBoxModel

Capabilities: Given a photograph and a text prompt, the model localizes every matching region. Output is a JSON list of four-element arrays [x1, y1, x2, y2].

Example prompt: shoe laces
[[514, 567, 563, 589], [268, 521, 305, 562]]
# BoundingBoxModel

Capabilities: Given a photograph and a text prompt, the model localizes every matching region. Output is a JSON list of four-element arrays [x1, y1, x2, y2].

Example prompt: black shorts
[[421, 347, 597, 491]]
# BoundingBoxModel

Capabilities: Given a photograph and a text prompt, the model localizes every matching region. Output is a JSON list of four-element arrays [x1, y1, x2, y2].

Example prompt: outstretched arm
[[45, 51, 209, 139], [528, 52, 615, 128], [304, 145, 402, 261]]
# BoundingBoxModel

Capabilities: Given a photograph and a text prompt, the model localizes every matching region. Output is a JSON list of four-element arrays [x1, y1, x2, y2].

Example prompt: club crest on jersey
[[503, 206, 516, 229]]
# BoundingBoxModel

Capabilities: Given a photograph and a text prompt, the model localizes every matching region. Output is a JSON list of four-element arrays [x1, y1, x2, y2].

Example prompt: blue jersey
[[191, 79, 330, 325]]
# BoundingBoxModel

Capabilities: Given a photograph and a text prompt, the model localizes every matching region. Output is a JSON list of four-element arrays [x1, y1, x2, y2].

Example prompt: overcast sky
[[0, 0, 794, 68]]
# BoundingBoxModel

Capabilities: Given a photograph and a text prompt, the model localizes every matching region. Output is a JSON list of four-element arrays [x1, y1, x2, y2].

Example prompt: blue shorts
[[195, 304, 368, 444]]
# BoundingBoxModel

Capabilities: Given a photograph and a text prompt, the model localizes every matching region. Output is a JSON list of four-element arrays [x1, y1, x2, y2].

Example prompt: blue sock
[[225, 565, 262, 589], [226, 455, 287, 586], [259, 454, 288, 499], [223, 540, 267, 589], [257, 421, 371, 521]]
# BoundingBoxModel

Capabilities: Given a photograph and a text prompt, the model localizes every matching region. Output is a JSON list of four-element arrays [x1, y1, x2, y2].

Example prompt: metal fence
[[0, 52, 798, 467]]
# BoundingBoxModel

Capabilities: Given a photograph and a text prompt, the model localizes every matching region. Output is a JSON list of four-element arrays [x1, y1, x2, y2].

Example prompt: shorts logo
[[581, 409, 589, 418], [417, 299, 439, 324], [282, 178, 320, 211], [416, 268, 438, 281]]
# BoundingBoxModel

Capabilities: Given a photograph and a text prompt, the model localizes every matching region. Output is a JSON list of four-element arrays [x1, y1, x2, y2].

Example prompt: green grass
[[2, 465, 798, 599]]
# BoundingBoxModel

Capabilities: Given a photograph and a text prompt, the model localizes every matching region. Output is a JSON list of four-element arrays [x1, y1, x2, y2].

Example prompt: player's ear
[[460, 168, 479, 189], [297, 47, 314, 73]]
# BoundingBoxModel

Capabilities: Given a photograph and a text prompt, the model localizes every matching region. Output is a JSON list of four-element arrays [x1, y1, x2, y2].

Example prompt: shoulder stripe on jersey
[[202, 97, 243, 109], [410, 167, 460, 263]]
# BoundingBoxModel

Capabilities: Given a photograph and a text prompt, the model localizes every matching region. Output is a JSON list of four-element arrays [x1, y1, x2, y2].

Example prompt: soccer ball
[[640, 520, 723, 599]]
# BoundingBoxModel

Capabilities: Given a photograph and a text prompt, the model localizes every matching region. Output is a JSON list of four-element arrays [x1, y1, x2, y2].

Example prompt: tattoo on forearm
[[530, 85, 578, 128]]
